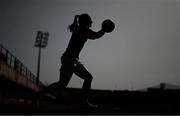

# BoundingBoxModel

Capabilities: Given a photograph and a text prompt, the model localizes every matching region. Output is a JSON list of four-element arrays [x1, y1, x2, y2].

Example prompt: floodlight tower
[[34, 31, 49, 85]]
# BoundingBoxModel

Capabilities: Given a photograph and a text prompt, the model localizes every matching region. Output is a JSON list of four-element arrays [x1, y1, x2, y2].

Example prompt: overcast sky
[[1, 0, 180, 90]]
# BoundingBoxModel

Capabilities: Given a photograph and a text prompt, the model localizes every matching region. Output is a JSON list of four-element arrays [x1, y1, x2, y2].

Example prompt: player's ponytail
[[68, 15, 79, 32]]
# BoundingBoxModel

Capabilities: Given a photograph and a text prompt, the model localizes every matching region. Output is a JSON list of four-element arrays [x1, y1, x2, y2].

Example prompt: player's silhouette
[[39, 13, 115, 108]]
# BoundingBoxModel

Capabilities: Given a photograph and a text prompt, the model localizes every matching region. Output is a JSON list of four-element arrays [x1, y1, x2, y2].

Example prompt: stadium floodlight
[[34, 30, 49, 85]]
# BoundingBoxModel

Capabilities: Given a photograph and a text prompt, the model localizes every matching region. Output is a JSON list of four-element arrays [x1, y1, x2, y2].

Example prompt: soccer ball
[[102, 19, 115, 33]]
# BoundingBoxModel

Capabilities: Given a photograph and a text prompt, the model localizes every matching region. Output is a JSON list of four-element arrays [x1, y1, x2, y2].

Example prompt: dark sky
[[1, 0, 180, 90]]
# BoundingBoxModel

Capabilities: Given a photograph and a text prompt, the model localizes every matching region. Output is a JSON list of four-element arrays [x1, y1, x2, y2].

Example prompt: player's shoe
[[83, 99, 98, 108]]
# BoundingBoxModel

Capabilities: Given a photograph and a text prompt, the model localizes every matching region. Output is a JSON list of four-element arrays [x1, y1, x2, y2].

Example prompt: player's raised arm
[[87, 19, 115, 40], [87, 28, 106, 40]]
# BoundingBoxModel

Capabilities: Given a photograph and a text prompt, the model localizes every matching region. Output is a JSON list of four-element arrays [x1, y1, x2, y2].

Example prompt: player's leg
[[73, 62, 97, 108], [74, 62, 92, 96], [56, 61, 74, 91], [38, 61, 74, 99]]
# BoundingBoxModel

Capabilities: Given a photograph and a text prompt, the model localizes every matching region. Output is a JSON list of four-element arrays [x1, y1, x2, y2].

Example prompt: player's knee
[[87, 74, 93, 82]]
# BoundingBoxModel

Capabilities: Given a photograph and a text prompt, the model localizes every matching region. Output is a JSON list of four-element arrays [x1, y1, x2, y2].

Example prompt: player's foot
[[44, 93, 57, 100], [38, 89, 57, 100], [31, 91, 57, 108], [84, 99, 98, 108]]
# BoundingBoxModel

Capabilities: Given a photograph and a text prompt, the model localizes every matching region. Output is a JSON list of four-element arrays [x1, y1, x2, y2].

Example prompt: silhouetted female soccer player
[[41, 13, 115, 107]]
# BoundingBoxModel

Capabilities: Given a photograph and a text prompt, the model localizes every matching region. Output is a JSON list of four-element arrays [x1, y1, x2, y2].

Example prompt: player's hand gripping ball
[[102, 19, 115, 33]]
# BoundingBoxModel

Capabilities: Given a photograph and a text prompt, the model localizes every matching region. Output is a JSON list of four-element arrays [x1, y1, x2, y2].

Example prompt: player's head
[[68, 13, 92, 32], [78, 13, 92, 28]]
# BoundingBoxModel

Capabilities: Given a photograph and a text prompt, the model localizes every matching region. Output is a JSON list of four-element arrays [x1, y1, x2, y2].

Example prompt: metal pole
[[35, 31, 49, 86], [36, 47, 41, 85]]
